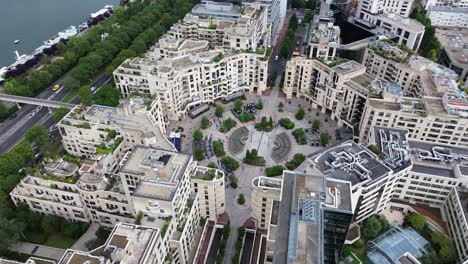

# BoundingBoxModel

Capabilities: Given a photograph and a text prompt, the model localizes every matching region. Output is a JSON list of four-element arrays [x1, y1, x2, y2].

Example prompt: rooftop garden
[[370, 42, 409, 63], [161, 216, 173, 238], [212, 52, 225, 63], [34, 171, 79, 184], [201, 170, 223, 181], [96, 136, 123, 155]]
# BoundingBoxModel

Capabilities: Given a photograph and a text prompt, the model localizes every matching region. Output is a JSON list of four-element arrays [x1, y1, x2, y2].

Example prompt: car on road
[[53, 84, 61, 91], [275, 55, 279, 61], [8, 114, 17, 120], [90, 86, 97, 93]]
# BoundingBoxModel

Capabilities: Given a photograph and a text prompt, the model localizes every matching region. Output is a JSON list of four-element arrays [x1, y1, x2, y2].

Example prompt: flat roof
[[312, 141, 392, 186], [121, 146, 189, 183], [332, 61, 365, 75], [274, 172, 352, 264], [372, 126, 412, 171], [59, 223, 158, 264], [121, 146, 191, 200], [408, 140, 468, 179], [436, 28, 468, 67]]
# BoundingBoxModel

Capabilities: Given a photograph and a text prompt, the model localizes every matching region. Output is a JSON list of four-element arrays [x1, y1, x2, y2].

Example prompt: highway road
[[0, 74, 113, 154]]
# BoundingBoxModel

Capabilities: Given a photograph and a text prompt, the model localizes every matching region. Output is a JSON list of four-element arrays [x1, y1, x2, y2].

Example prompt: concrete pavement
[[11, 242, 66, 261], [71, 223, 99, 251]]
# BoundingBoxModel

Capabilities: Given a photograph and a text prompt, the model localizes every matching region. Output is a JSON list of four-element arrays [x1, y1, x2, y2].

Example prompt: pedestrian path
[[11, 242, 66, 261]]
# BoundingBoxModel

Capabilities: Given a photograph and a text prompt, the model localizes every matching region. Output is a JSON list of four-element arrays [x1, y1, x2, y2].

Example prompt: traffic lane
[[0, 74, 113, 153], [0, 107, 48, 153]]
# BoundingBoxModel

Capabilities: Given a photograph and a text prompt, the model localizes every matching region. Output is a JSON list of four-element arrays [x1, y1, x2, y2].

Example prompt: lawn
[[44, 234, 77, 249]]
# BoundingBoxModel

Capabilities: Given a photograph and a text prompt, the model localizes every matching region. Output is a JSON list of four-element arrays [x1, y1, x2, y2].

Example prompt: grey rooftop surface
[[59, 223, 158, 264], [274, 172, 352, 264], [312, 141, 392, 186], [121, 145, 191, 200], [408, 140, 468, 179], [436, 27, 468, 66]]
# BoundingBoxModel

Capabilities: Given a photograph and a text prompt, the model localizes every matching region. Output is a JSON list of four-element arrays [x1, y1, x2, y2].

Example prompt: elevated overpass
[[339, 36, 374, 51], [0, 94, 77, 109]]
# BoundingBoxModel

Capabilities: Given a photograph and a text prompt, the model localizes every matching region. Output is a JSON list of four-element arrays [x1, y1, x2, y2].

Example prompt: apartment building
[[368, 126, 468, 262], [444, 188, 468, 262], [358, 92, 468, 146], [362, 40, 460, 98], [436, 28, 468, 82], [359, 40, 468, 146], [309, 140, 411, 223], [284, 59, 373, 129], [10, 128, 226, 264], [308, 21, 340, 61], [423, 0, 468, 9], [355, 0, 413, 21], [250, 172, 353, 264], [190, 165, 226, 221], [366, 14, 424, 51], [245, 0, 281, 43], [57, 97, 171, 158], [114, 49, 268, 120], [427, 6, 468, 28], [165, 2, 269, 51], [59, 223, 167, 264]]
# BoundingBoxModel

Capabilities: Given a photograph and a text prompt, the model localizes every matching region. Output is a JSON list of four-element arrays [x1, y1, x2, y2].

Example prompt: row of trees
[[0, 125, 91, 255], [411, 9, 441, 61], [279, 14, 299, 59], [4, 0, 196, 98], [405, 212, 456, 263]]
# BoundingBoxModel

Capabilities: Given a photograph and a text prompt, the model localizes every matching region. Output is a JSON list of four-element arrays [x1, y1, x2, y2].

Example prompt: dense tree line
[[280, 14, 299, 59], [411, 9, 441, 61], [4, 0, 196, 97]]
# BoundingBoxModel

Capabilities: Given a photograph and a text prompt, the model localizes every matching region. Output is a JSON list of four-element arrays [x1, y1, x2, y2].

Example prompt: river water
[[0, 0, 120, 67]]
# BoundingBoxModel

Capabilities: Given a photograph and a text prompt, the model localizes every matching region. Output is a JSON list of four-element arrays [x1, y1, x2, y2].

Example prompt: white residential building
[[57, 98, 171, 159], [422, 0, 468, 9], [427, 6, 468, 28], [165, 2, 269, 51], [284, 59, 372, 129], [250, 172, 353, 264], [366, 14, 425, 51], [114, 49, 268, 121], [355, 0, 414, 21], [190, 165, 226, 222]]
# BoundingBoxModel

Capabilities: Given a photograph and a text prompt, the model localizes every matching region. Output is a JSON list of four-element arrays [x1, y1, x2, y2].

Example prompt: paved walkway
[[71, 223, 99, 251], [224, 165, 263, 264], [11, 242, 66, 261]]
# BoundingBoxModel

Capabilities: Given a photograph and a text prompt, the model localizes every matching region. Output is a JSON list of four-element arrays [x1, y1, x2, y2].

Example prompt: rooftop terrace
[[59, 223, 159, 264]]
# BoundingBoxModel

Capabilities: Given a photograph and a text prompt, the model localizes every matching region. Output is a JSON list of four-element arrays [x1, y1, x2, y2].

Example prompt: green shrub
[[238, 194, 245, 205], [266, 165, 286, 177], [353, 239, 365, 249], [213, 139, 226, 157], [220, 118, 237, 133], [292, 128, 307, 145], [239, 112, 255, 123], [255, 116, 273, 132], [243, 149, 265, 165], [295, 107, 305, 120], [286, 154, 305, 170], [221, 156, 240, 171], [230, 175, 238, 188], [279, 118, 295, 129]]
